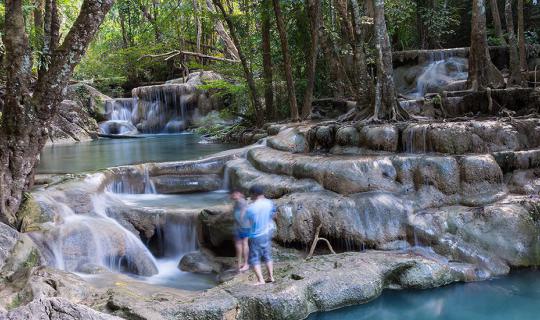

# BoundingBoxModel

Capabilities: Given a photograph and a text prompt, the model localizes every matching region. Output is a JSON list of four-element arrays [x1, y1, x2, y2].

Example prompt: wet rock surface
[[47, 100, 99, 145], [7, 113, 540, 319]]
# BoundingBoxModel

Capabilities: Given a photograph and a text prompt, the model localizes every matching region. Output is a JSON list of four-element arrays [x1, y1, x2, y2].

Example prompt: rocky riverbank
[[3, 115, 540, 319]]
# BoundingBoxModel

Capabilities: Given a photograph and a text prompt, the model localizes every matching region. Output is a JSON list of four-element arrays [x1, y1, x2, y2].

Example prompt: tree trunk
[[138, 0, 162, 41], [212, 0, 265, 126], [193, 0, 202, 53], [517, 0, 527, 73], [490, 0, 507, 45], [334, 0, 371, 107], [350, 0, 373, 110], [272, 0, 300, 121], [371, 0, 408, 121], [505, 0, 521, 86], [261, 0, 275, 120], [40, 0, 60, 77], [301, 0, 321, 119], [468, 0, 504, 91], [319, 24, 350, 98], [205, 0, 240, 60], [0, 0, 115, 227]]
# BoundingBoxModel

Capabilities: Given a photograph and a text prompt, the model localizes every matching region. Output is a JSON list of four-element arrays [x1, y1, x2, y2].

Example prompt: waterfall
[[107, 166, 157, 194], [394, 51, 468, 98], [143, 166, 157, 194], [403, 124, 430, 153], [131, 84, 195, 133], [32, 193, 159, 276], [222, 164, 231, 191]]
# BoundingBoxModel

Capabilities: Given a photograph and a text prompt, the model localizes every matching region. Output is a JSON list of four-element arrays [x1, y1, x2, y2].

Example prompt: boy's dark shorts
[[248, 234, 272, 266]]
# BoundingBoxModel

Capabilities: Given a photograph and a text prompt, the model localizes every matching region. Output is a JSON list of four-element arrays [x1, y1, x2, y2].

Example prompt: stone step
[[226, 158, 322, 199], [305, 118, 540, 155], [247, 146, 506, 208]]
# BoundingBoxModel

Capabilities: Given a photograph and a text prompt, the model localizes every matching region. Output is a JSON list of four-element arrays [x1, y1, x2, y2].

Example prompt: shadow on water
[[308, 269, 540, 320]]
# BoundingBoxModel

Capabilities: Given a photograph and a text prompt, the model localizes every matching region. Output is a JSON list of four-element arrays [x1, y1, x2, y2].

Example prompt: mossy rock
[[17, 194, 48, 232], [64, 83, 111, 122]]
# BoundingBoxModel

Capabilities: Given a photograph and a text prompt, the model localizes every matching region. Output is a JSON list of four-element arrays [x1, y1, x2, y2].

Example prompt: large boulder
[[46, 100, 99, 145], [64, 83, 111, 121], [0, 224, 19, 271], [274, 191, 412, 246], [5, 297, 120, 320]]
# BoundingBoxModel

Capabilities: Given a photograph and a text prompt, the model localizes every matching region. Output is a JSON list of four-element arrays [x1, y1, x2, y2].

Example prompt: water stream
[[309, 270, 540, 320], [35, 133, 237, 291]]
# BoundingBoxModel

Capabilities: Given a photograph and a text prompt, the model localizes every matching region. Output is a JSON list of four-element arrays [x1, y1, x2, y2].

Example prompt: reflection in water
[[38, 134, 236, 174], [309, 270, 540, 320]]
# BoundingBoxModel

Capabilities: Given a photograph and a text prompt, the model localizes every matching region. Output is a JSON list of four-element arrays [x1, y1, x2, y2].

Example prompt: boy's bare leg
[[234, 239, 243, 270], [240, 238, 249, 271], [265, 261, 274, 282], [253, 264, 265, 285]]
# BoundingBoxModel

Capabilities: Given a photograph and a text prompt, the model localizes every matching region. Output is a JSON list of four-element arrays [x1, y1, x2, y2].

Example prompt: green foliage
[[24, 249, 40, 269], [198, 79, 251, 118], [385, 0, 417, 50], [419, 4, 460, 47], [7, 294, 22, 310]]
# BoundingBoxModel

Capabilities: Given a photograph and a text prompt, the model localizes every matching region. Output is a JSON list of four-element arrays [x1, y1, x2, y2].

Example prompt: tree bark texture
[[0, 0, 115, 227], [490, 0, 507, 45], [205, 0, 240, 60], [505, 0, 521, 86], [517, 0, 527, 73], [468, 0, 504, 91], [272, 0, 300, 121], [212, 0, 265, 126], [261, 0, 275, 120], [371, 0, 408, 120], [301, 0, 321, 119], [193, 0, 202, 53]]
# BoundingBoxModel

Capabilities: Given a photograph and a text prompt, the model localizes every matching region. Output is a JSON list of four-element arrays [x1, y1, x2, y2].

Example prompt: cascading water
[[106, 166, 157, 194], [31, 193, 159, 276], [403, 123, 430, 153], [98, 71, 221, 135], [394, 51, 469, 99]]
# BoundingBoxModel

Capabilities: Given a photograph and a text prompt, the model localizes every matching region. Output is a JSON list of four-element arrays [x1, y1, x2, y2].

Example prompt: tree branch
[[138, 50, 240, 63]]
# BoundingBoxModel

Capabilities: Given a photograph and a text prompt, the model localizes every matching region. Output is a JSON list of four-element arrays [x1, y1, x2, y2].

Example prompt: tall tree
[[301, 0, 321, 119], [490, 0, 507, 45], [505, 0, 522, 86], [138, 0, 163, 41], [212, 0, 265, 126], [193, 0, 202, 53], [0, 0, 115, 227], [205, 0, 240, 60], [468, 0, 504, 90], [261, 0, 275, 120], [272, 0, 300, 121], [517, 0, 527, 73], [371, 0, 408, 120], [350, 0, 373, 110]]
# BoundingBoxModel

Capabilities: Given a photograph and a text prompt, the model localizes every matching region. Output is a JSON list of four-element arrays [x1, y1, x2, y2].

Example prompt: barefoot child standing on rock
[[231, 190, 250, 272], [245, 186, 275, 285]]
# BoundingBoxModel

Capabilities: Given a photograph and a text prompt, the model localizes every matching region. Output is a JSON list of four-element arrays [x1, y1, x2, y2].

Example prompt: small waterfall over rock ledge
[[394, 51, 468, 98], [99, 71, 223, 135], [32, 191, 159, 276]]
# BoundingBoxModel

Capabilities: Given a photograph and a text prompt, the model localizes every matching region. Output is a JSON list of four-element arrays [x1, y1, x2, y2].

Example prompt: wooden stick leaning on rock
[[306, 224, 336, 260]]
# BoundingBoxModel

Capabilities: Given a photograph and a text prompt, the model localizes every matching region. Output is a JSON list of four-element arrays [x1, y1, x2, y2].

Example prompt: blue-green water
[[309, 270, 540, 320], [38, 134, 236, 174]]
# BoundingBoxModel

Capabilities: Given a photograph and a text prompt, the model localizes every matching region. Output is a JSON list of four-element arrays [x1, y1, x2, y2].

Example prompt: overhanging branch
[[138, 50, 240, 63]]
